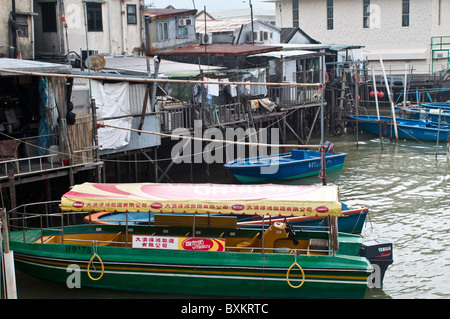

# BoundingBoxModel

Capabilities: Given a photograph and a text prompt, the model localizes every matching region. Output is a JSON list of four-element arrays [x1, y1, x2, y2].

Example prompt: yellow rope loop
[[87, 253, 104, 281], [286, 262, 305, 289]]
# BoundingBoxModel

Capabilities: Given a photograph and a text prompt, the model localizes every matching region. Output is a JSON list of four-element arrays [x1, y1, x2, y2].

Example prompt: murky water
[[10, 133, 450, 299], [329, 135, 450, 299]]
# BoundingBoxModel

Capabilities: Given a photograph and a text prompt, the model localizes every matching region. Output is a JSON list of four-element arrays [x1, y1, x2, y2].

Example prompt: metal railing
[[0, 150, 95, 179], [5, 203, 331, 256]]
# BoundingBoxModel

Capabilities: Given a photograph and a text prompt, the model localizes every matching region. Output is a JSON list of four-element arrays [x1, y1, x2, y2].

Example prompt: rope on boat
[[87, 242, 104, 281], [87, 253, 104, 281], [286, 254, 305, 289]]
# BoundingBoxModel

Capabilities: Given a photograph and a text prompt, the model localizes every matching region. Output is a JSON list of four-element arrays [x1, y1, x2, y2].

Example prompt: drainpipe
[[31, 0, 35, 59], [151, 55, 160, 113], [249, 0, 254, 44], [121, 0, 127, 54], [9, 0, 17, 58], [139, 0, 144, 52]]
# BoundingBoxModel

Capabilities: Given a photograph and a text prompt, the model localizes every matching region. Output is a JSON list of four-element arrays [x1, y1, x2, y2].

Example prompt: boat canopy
[[61, 183, 342, 217]]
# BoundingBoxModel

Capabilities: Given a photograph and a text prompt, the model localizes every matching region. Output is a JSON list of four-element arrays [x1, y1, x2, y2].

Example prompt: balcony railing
[[0, 150, 96, 180]]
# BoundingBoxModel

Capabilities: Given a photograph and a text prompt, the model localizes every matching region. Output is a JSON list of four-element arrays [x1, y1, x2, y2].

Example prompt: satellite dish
[[86, 55, 106, 71]]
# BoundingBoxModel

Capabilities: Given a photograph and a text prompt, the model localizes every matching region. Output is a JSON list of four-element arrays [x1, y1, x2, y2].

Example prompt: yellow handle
[[87, 253, 104, 281], [286, 262, 305, 289]]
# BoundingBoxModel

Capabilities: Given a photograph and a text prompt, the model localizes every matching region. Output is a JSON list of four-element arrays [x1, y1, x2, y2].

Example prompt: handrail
[[6, 207, 332, 255], [0, 152, 96, 179]]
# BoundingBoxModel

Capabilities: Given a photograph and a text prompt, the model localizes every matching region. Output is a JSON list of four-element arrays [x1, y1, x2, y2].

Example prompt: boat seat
[[236, 232, 260, 252], [98, 232, 122, 246], [262, 222, 289, 253], [291, 149, 305, 160]]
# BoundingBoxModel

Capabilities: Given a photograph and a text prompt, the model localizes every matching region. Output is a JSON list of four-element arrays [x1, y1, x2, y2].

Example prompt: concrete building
[[143, 8, 198, 55], [195, 18, 281, 45], [0, 0, 35, 59], [33, 0, 145, 58], [273, 0, 450, 74]]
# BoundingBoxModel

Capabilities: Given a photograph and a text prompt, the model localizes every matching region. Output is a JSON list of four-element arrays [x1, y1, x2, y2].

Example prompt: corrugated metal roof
[[144, 8, 197, 19], [247, 50, 324, 59], [196, 19, 252, 33], [0, 58, 72, 75], [159, 43, 283, 57]]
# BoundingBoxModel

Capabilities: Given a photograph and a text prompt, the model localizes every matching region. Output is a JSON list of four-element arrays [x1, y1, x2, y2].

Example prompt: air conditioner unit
[[199, 33, 212, 45], [179, 19, 186, 26]]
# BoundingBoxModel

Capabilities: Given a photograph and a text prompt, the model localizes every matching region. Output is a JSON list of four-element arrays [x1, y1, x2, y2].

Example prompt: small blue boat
[[223, 145, 347, 184], [421, 102, 450, 110], [85, 202, 368, 234], [396, 106, 450, 123], [348, 114, 450, 142]]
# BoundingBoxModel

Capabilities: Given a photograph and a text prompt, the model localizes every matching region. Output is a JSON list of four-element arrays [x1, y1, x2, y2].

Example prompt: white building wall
[[64, 0, 143, 55], [34, 0, 143, 56], [275, 0, 450, 74]]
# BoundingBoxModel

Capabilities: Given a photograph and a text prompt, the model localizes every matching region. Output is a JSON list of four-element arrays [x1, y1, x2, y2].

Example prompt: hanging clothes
[[37, 77, 51, 155]]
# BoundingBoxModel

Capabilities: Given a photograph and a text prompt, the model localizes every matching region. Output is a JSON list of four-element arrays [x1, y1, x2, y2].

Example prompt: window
[[178, 27, 188, 37], [157, 22, 168, 41], [402, 0, 410, 27], [127, 4, 137, 25], [293, 0, 299, 28], [41, 2, 57, 32], [363, 0, 370, 28], [16, 14, 29, 37], [86, 2, 103, 32], [327, 0, 333, 30]]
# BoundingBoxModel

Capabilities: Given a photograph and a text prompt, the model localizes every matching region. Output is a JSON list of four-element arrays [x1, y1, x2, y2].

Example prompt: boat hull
[[348, 115, 450, 142], [224, 151, 347, 183], [10, 226, 371, 299], [421, 102, 450, 110], [396, 107, 450, 123]]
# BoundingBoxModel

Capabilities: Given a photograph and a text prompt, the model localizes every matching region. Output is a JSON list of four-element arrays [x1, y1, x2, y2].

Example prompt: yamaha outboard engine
[[360, 239, 393, 288]]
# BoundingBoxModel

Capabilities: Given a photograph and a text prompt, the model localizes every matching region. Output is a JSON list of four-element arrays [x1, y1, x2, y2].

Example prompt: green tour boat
[[6, 182, 392, 298]]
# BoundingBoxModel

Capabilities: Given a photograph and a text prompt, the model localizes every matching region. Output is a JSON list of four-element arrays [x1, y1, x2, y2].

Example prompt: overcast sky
[[145, 0, 275, 12]]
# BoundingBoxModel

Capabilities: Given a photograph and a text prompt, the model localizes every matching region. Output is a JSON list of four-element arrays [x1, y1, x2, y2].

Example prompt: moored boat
[[421, 102, 450, 110], [396, 105, 450, 123], [224, 144, 347, 183], [348, 114, 450, 142], [7, 182, 392, 298]]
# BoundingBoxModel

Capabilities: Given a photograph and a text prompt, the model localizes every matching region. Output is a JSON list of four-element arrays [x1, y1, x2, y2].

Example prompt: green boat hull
[[9, 225, 371, 298]]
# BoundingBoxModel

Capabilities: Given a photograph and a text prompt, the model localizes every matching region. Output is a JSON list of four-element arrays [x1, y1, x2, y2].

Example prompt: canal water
[[11, 133, 450, 299]]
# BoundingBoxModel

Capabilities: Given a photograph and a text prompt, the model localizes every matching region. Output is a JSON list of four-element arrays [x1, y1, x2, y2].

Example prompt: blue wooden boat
[[348, 115, 450, 142], [85, 202, 368, 234], [223, 146, 347, 183], [396, 106, 450, 123], [421, 102, 450, 110]]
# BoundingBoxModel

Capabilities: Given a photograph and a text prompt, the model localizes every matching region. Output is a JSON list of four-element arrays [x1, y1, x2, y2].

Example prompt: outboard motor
[[323, 141, 336, 154], [360, 239, 393, 288]]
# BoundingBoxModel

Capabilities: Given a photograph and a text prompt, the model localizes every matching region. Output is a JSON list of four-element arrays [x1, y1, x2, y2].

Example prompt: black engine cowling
[[359, 239, 393, 288]]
